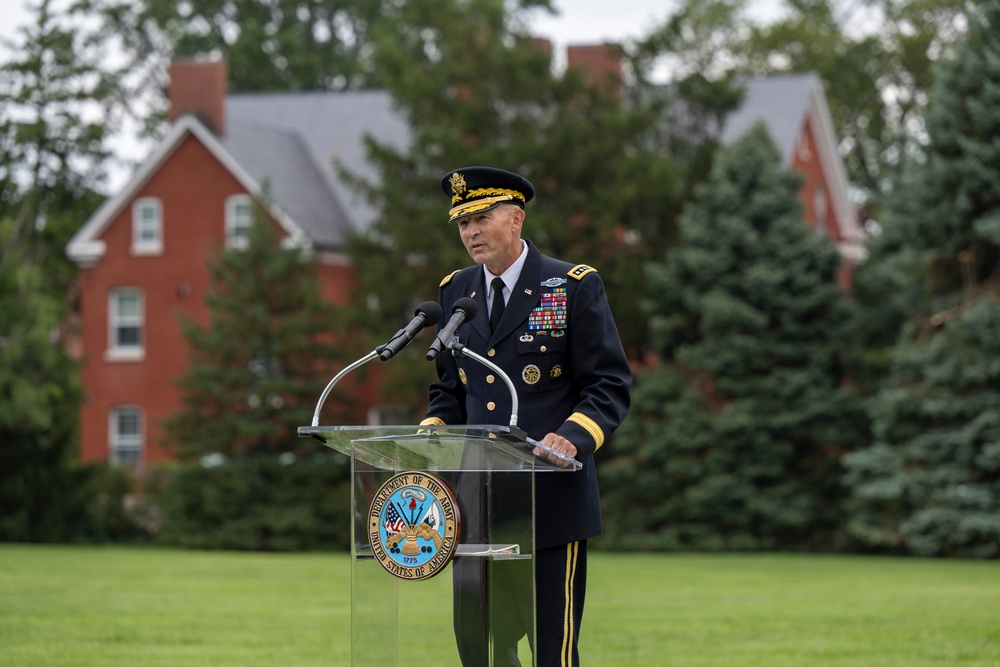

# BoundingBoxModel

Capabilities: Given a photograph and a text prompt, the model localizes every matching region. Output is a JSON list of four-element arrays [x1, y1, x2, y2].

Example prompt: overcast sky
[[0, 1, 787, 61], [0, 1, 672, 49], [0, 0, 787, 190]]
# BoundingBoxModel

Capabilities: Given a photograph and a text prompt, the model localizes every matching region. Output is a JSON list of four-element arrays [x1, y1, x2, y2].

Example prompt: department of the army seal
[[368, 472, 461, 581]]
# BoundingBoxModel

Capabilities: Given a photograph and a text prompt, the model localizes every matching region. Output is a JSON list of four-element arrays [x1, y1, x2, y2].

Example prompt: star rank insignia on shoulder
[[568, 264, 597, 280]]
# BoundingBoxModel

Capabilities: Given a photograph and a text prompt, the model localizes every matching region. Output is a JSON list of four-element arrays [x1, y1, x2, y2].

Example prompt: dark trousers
[[453, 540, 588, 667]]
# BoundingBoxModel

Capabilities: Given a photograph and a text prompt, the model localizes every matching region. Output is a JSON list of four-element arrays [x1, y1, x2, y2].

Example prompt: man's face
[[456, 205, 524, 274]]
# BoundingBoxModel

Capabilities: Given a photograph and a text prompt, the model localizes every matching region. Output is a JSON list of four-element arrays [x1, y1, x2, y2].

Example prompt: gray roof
[[721, 73, 820, 164], [224, 124, 348, 248], [218, 74, 821, 248], [225, 90, 410, 249]]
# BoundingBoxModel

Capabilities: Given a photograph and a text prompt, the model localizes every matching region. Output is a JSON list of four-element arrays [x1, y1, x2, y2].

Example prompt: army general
[[420, 166, 632, 666]]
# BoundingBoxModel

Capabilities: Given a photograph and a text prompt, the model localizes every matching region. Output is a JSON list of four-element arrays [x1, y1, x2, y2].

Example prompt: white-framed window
[[109, 406, 143, 465], [132, 198, 163, 255], [226, 194, 254, 248], [106, 287, 144, 361]]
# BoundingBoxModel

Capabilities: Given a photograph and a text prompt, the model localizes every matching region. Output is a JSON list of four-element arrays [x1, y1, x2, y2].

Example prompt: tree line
[[2, 0, 996, 557]]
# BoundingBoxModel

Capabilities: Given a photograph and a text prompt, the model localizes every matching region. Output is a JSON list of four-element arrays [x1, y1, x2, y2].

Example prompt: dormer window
[[226, 194, 254, 248], [132, 198, 163, 255]]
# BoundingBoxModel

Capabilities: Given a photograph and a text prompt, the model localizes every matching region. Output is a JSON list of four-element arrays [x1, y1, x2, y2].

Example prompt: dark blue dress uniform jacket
[[424, 240, 632, 550]]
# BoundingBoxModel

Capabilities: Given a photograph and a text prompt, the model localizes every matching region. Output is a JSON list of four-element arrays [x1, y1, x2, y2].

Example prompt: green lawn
[[1, 545, 998, 666]]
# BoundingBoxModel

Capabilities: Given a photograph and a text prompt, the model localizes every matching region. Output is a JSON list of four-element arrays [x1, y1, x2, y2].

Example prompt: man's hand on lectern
[[533, 433, 577, 468]]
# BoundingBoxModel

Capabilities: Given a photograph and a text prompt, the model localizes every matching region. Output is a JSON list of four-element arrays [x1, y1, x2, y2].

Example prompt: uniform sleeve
[[422, 290, 468, 427], [554, 272, 632, 458]]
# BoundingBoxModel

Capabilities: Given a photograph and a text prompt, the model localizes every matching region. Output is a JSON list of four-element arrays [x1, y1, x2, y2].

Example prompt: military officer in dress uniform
[[420, 166, 632, 666]]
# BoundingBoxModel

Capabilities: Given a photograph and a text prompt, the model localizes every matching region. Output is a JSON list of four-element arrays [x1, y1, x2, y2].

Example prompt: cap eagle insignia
[[449, 172, 467, 196]]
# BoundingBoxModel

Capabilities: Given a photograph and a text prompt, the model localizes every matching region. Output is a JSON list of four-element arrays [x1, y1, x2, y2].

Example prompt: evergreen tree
[[164, 214, 351, 461], [0, 0, 143, 542], [605, 124, 866, 551], [0, 0, 116, 296], [845, 0, 1000, 557], [0, 218, 83, 540]]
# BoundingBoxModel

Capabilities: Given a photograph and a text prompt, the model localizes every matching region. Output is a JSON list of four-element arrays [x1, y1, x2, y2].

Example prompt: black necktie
[[490, 277, 505, 332]]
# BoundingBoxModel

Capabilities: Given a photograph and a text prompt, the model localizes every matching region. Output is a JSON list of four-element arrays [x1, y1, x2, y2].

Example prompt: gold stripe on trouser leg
[[561, 542, 580, 666]]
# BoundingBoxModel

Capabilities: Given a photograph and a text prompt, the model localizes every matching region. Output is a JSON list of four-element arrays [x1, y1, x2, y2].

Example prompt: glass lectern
[[298, 423, 580, 667]]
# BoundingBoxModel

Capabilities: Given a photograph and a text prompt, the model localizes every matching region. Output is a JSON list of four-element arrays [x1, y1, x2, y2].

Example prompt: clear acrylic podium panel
[[299, 425, 579, 667]]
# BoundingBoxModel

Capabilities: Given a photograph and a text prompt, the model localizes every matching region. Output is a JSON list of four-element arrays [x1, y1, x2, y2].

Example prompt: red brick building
[[66, 55, 861, 465], [718, 72, 866, 290], [66, 61, 408, 464]]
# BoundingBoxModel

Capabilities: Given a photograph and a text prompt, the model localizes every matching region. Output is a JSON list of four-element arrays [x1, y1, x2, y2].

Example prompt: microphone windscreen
[[415, 301, 443, 326], [453, 296, 478, 318]]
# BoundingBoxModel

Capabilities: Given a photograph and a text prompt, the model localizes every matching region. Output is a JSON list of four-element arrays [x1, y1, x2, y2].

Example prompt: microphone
[[426, 297, 478, 361], [378, 301, 443, 361]]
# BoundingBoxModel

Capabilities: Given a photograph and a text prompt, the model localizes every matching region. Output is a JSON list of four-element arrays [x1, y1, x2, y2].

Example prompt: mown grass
[[1, 545, 998, 666]]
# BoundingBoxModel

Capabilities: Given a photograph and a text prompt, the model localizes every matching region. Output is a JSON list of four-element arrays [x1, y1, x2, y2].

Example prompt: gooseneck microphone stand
[[310, 330, 574, 466], [311, 342, 522, 431], [311, 349, 379, 427]]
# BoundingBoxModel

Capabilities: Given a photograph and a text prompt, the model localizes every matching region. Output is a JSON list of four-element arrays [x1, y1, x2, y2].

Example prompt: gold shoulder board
[[440, 269, 461, 287], [568, 264, 597, 280]]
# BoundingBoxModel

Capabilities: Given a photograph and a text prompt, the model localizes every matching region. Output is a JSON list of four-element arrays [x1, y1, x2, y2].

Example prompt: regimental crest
[[368, 472, 461, 581], [449, 172, 467, 196]]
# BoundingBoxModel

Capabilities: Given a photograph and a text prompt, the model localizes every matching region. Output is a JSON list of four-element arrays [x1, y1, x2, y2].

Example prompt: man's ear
[[510, 206, 525, 233]]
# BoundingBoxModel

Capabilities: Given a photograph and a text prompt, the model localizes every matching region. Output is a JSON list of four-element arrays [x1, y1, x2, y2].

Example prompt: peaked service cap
[[441, 166, 535, 222]]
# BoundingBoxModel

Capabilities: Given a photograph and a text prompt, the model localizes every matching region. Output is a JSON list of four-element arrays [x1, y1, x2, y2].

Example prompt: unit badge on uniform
[[550, 365, 563, 379], [522, 364, 541, 385], [541, 277, 567, 288], [368, 472, 460, 581]]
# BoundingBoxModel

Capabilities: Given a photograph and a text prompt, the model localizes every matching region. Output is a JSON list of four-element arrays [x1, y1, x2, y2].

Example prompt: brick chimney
[[167, 60, 228, 136], [567, 43, 623, 98], [531, 37, 553, 58]]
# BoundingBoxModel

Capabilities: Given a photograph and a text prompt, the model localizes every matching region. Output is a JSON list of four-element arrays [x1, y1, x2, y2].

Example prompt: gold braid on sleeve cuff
[[417, 416, 447, 434], [566, 412, 605, 450]]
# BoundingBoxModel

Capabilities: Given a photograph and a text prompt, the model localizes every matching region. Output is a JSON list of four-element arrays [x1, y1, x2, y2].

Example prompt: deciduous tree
[[342, 0, 683, 408], [635, 0, 968, 213], [94, 0, 394, 92]]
